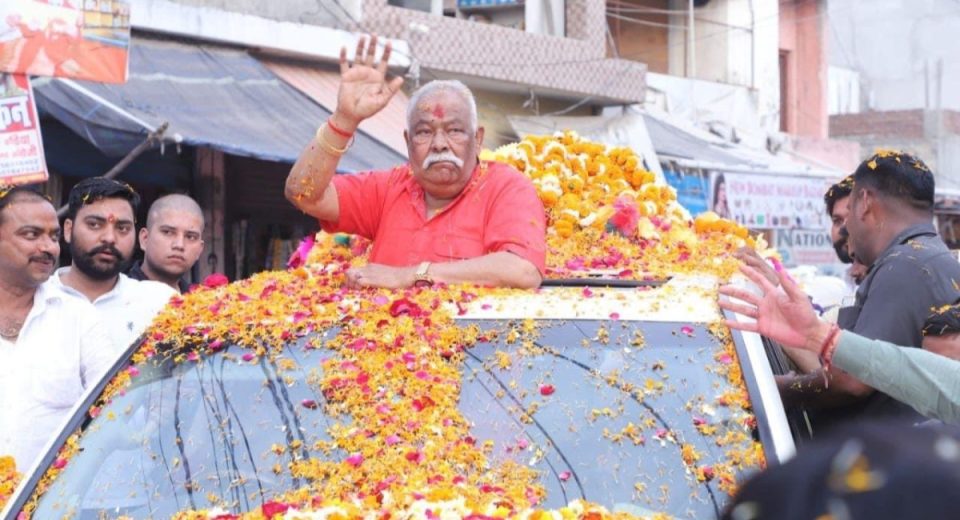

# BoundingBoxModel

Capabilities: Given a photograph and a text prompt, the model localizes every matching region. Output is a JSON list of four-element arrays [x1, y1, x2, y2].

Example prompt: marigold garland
[[0, 456, 21, 512], [481, 131, 770, 280], [8, 132, 771, 520]]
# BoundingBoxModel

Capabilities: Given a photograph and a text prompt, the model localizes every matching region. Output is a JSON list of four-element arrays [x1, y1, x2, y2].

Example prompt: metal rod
[[688, 0, 696, 78], [56, 122, 170, 217]]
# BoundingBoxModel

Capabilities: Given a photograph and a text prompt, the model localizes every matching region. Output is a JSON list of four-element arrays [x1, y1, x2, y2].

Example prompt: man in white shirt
[[0, 186, 115, 473], [46, 178, 175, 353]]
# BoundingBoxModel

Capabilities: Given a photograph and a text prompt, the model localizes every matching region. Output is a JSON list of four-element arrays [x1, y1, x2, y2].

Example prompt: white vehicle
[[2, 275, 793, 519]]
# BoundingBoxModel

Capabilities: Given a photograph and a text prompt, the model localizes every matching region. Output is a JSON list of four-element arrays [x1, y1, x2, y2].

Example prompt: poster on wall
[[709, 171, 832, 230], [0, 0, 130, 83], [0, 73, 47, 186]]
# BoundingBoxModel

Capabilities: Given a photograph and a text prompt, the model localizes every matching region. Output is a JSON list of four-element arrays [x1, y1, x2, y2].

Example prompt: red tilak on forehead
[[431, 104, 445, 119], [107, 213, 116, 223]]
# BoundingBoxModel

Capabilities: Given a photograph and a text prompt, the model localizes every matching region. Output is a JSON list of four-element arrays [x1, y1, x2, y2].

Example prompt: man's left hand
[[345, 263, 415, 289]]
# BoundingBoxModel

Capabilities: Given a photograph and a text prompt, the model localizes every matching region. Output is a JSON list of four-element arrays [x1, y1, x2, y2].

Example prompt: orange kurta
[[321, 161, 546, 273]]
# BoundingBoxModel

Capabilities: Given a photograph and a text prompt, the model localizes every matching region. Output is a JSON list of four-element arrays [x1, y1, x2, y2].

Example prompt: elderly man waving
[[285, 36, 546, 290]]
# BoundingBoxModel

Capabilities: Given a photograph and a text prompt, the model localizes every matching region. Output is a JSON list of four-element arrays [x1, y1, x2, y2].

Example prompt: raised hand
[[718, 264, 829, 352], [334, 35, 405, 129], [733, 246, 779, 287]]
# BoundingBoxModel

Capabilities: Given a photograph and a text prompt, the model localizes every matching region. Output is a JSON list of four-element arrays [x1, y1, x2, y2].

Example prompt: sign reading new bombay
[[0, 0, 130, 84], [709, 171, 833, 230], [0, 73, 46, 185]]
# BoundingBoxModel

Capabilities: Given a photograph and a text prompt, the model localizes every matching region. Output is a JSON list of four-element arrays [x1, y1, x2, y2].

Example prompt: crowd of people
[[1, 34, 959, 517], [0, 179, 206, 473]]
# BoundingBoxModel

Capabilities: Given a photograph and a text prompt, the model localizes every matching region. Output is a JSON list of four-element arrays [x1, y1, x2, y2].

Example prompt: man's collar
[[128, 259, 189, 293], [889, 222, 937, 247], [29, 280, 65, 317], [875, 222, 938, 262], [53, 266, 123, 302]]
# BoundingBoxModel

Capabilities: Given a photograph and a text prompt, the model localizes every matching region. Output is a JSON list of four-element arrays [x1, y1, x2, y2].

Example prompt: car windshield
[[23, 317, 762, 519]]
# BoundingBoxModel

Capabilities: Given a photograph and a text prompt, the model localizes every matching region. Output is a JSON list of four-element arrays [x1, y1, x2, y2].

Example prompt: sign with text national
[[0, 0, 130, 83], [776, 229, 837, 266], [711, 171, 832, 230], [0, 74, 47, 186]]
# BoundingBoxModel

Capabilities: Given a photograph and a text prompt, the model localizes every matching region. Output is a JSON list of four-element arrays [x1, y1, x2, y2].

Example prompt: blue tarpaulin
[[33, 37, 405, 171], [662, 169, 709, 216]]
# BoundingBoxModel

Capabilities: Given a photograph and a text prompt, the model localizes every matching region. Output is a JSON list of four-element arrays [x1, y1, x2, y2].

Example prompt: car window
[[24, 320, 762, 519]]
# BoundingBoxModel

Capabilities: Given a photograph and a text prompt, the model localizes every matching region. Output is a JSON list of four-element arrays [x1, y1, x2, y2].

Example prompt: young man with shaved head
[[285, 35, 546, 290], [128, 193, 205, 293]]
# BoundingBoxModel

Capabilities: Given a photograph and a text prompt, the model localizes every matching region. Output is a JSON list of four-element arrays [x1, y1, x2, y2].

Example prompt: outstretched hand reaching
[[718, 264, 830, 353], [335, 35, 405, 129]]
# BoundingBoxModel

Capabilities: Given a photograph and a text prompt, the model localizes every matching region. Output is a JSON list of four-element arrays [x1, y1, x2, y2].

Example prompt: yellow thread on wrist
[[315, 123, 354, 156]]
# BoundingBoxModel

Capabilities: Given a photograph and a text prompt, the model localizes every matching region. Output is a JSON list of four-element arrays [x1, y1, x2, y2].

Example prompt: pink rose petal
[[345, 453, 364, 467]]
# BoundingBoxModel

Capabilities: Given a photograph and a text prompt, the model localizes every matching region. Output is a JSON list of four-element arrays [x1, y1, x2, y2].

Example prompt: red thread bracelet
[[817, 323, 841, 387], [326, 118, 354, 138]]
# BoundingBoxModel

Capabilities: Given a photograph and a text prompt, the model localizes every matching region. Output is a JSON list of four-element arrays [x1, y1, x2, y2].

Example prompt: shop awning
[[33, 37, 405, 171], [261, 59, 410, 158], [641, 113, 750, 168]]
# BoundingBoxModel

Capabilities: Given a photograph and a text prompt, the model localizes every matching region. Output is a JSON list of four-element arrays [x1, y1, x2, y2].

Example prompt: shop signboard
[[708, 171, 832, 230], [776, 228, 837, 266], [0, 73, 46, 186], [0, 0, 130, 83]]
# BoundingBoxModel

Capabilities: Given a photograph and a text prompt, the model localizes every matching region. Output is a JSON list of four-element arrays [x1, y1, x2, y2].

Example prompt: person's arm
[[344, 251, 542, 290], [720, 264, 959, 415], [718, 265, 874, 409], [831, 331, 960, 423], [284, 35, 403, 221], [429, 252, 541, 288]]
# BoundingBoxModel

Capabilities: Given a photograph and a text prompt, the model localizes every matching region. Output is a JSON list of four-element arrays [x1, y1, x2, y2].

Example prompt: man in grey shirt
[[774, 151, 960, 425]]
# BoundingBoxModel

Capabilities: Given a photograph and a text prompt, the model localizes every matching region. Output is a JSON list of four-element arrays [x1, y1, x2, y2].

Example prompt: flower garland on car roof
[[480, 131, 769, 280], [9, 133, 767, 519]]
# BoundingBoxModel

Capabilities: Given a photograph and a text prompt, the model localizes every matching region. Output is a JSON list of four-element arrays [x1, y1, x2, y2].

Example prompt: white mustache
[[423, 152, 464, 170]]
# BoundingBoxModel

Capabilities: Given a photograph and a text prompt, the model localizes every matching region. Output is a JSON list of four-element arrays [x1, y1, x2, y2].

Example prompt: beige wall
[[361, 0, 647, 103], [607, 0, 671, 74], [779, 0, 827, 138]]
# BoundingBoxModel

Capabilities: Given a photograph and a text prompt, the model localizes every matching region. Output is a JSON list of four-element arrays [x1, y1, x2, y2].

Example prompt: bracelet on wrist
[[315, 123, 354, 156], [326, 118, 355, 138], [817, 323, 841, 388]]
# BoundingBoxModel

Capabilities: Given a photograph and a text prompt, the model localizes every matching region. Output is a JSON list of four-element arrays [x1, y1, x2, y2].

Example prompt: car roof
[[458, 275, 722, 322]]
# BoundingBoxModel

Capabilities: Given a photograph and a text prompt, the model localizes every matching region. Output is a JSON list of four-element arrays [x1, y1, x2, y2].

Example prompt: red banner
[[0, 73, 47, 186], [0, 0, 130, 84]]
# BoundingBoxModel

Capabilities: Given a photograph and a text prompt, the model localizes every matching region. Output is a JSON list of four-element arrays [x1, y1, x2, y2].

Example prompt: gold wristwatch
[[414, 261, 434, 288]]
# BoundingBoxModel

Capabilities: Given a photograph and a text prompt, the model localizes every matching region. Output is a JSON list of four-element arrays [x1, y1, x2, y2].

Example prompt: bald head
[[139, 194, 205, 289], [146, 194, 204, 231]]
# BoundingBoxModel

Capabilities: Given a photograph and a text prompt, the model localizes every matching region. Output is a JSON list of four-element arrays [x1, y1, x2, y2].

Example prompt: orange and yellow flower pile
[[0, 456, 21, 512], [483, 131, 765, 280]]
